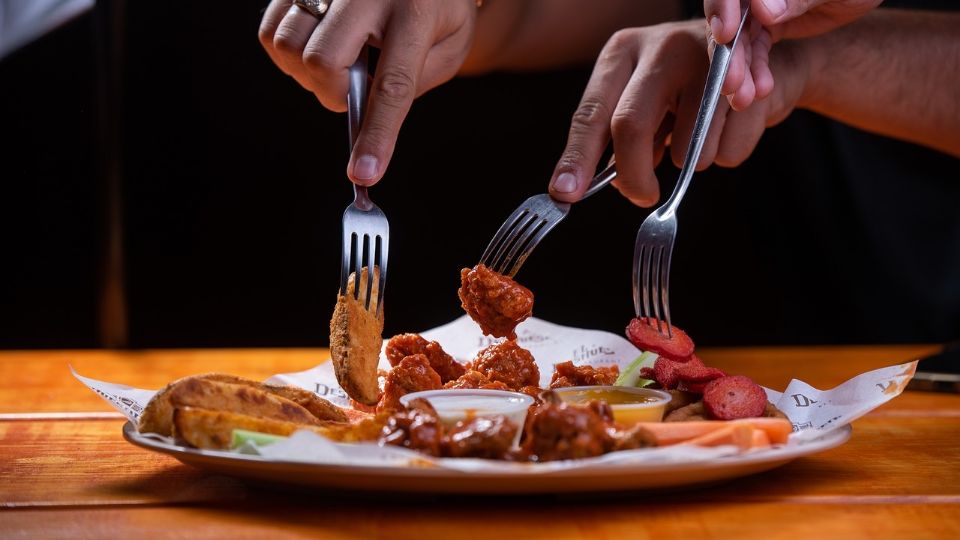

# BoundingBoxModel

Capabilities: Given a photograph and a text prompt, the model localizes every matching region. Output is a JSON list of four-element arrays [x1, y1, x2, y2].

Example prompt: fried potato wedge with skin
[[169, 378, 322, 427], [138, 373, 347, 436], [173, 406, 321, 450], [139, 373, 253, 436], [330, 268, 383, 406], [173, 406, 388, 450]]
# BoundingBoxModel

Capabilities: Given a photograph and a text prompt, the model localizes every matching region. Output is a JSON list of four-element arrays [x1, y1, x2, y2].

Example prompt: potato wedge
[[173, 406, 387, 450], [173, 406, 319, 449], [167, 378, 322, 427], [138, 373, 347, 436], [330, 268, 383, 406]]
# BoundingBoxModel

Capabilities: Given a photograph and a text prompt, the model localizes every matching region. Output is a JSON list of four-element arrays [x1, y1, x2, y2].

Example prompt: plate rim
[[122, 421, 851, 487]]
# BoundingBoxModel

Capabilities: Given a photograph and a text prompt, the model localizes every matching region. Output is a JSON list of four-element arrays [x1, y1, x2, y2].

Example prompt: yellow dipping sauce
[[553, 385, 672, 425]]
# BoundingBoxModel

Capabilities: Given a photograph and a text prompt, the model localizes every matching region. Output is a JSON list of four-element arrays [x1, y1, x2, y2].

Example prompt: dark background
[[1, 1, 957, 349]]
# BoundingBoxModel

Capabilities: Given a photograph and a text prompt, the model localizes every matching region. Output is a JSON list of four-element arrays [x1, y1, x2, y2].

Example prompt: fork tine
[[490, 212, 538, 274], [352, 233, 364, 301], [340, 230, 352, 295], [362, 234, 374, 311], [641, 244, 653, 322], [496, 215, 544, 275], [651, 246, 664, 333], [375, 234, 388, 318], [481, 208, 528, 268], [659, 242, 673, 338], [502, 218, 554, 278]]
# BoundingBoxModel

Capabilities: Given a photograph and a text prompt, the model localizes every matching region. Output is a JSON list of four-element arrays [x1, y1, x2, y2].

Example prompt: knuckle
[[302, 47, 339, 76], [272, 28, 304, 55], [375, 68, 416, 104], [258, 25, 276, 49], [610, 109, 644, 141], [605, 29, 637, 52], [556, 148, 590, 171], [570, 97, 609, 131]]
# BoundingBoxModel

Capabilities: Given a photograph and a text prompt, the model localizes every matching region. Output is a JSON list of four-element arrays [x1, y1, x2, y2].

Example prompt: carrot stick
[[684, 423, 755, 451], [637, 417, 792, 446]]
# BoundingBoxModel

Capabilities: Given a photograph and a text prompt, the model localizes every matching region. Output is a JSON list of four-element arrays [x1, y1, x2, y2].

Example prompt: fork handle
[[580, 162, 618, 201], [348, 46, 373, 210], [662, 1, 750, 216]]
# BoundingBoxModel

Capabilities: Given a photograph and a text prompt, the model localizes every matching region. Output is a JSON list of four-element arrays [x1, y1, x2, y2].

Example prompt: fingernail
[[709, 16, 723, 40], [353, 155, 379, 181], [552, 172, 578, 194], [761, 0, 787, 19]]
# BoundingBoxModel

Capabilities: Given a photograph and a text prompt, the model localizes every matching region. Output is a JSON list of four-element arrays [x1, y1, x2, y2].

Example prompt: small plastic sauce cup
[[399, 389, 534, 447], [550, 385, 672, 425]]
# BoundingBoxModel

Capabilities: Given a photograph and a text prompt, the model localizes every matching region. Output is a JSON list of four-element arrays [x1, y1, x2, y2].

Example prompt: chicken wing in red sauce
[[444, 415, 518, 459], [379, 398, 444, 456], [549, 360, 620, 389], [520, 398, 655, 462], [442, 370, 512, 392], [458, 264, 533, 339], [385, 333, 467, 383], [377, 354, 442, 413], [472, 340, 541, 391]]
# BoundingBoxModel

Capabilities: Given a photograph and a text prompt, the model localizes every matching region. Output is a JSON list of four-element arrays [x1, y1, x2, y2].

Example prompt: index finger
[[347, 9, 435, 185]]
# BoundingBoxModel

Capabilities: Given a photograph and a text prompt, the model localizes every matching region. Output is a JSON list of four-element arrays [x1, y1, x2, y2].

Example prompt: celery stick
[[230, 429, 288, 449], [615, 351, 658, 387]]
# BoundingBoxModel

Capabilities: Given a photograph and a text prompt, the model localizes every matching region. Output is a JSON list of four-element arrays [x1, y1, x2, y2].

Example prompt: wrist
[[791, 34, 827, 111]]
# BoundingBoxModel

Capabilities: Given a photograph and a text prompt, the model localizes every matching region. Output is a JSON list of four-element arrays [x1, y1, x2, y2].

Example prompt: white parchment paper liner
[[73, 315, 917, 470]]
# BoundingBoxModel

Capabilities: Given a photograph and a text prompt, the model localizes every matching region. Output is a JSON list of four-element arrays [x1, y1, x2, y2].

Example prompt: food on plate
[[399, 388, 535, 447], [522, 392, 657, 461], [625, 317, 695, 360], [173, 406, 328, 450], [471, 339, 541, 390], [637, 417, 792, 447], [330, 268, 383, 406], [378, 354, 442, 412], [550, 360, 619, 388], [702, 375, 769, 420], [385, 333, 467, 383], [458, 263, 533, 339], [625, 321, 790, 422], [550, 385, 672, 424], [138, 373, 347, 436]]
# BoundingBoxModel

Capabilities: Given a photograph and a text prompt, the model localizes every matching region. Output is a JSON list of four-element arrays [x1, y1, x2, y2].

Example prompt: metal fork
[[340, 46, 389, 318], [480, 162, 618, 277], [633, 2, 750, 336]]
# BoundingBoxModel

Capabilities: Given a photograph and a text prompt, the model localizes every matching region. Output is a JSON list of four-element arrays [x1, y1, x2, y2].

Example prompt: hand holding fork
[[633, 1, 751, 337]]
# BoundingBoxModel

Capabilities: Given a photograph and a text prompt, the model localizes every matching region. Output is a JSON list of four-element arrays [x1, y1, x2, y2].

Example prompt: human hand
[[707, 0, 881, 110], [548, 20, 811, 207], [258, 0, 479, 186]]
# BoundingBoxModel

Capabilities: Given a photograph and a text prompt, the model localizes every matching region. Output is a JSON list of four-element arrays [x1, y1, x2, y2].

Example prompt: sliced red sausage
[[703, 375, 767, 420], [625, 318, 695, 361]]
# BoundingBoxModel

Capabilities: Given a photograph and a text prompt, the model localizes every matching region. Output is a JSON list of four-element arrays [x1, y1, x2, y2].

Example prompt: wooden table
[[2, 346, 959, 538]]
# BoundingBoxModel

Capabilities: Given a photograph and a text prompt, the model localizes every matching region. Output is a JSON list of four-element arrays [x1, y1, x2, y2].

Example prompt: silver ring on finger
[[291, 0, 330, 20]]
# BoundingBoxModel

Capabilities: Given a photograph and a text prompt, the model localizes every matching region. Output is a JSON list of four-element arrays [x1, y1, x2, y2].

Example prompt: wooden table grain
[[2, 346, 958, 539]]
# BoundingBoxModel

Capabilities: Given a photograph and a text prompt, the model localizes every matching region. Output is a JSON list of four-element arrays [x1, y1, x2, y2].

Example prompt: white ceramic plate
[[122, 422, 851, 494]]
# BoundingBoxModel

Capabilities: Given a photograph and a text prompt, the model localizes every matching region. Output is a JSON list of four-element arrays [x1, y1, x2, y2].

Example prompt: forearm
[[461, 0, 683, 74], [798, 9, 960, 157]]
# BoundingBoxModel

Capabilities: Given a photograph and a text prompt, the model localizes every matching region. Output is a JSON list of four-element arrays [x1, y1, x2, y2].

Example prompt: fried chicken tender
[[377, 354, 442, 413], [521, 399, 655, 462], [458, 264, 533, 339], [442, 370, 511, 392], [385, 333, 466, 383], [549, 361, 620, 388], [472, 340, 541, 391], [330, 268, 384, 406]]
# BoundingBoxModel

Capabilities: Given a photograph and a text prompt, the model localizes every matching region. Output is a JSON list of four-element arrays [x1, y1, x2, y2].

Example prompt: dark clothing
[[0, 0, 956, 348]]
